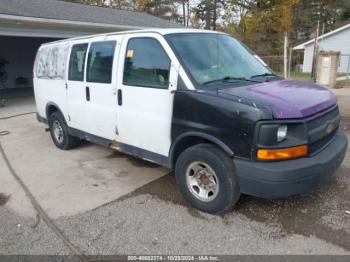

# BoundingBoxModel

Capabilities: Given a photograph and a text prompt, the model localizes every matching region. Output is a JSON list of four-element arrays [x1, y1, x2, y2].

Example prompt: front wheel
[[175, 144, 241, 214]]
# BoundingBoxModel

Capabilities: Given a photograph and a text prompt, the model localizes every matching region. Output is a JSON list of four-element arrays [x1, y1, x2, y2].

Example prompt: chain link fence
[[338, 54, 350, 88], [259, 55, 284, 73], [260, 52, 309, 81]]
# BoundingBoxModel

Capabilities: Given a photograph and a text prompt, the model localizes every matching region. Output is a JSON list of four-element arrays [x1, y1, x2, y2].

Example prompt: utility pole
[[311, 21, 320, 82], [284, 32, 288, 79], [182, 1, 186, 26], [346, 52, 350, 88], [213, 0, 217, 31], [288, 47, 293, 78], [187, 0, 190, 27], [321, 22, 325, 49]]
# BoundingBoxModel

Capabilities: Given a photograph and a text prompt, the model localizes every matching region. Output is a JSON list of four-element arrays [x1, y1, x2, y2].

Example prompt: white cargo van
[[34, 29, 347, 214]]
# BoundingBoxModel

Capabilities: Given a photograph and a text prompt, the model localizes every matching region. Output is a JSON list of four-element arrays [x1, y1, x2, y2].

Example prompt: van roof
[[40, 28, 224, 47]]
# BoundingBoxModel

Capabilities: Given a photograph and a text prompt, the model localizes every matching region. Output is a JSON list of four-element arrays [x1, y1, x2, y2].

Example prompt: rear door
[[116, 33, 180, 157], [84, 36, 120, 139], [66, 41, 89, 132]]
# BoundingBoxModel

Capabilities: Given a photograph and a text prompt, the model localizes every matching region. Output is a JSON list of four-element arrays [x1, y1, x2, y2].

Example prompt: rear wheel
[[48, 111, 80, 150], [175, 144, 241, 214]]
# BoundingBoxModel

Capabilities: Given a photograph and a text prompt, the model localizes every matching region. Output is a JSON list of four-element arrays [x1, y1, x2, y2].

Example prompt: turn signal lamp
[[257, 145, 308, 160]]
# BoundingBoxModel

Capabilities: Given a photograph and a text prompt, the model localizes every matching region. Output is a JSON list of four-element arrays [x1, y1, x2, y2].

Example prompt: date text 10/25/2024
[[127, 255, 219, 261]]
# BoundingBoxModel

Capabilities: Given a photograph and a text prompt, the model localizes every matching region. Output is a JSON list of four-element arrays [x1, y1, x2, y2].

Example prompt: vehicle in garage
[[33, 29, 348, 214]]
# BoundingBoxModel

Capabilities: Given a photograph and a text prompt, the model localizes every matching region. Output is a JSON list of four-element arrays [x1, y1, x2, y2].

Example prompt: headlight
[[277, 125, 288, 142], [257, 123, 308, 160], [257, 122, 307, 147]]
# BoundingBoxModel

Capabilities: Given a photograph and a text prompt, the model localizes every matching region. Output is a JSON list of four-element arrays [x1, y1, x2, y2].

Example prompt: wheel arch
[[169, 132, 234, 168], [45, 102, 66, 122]]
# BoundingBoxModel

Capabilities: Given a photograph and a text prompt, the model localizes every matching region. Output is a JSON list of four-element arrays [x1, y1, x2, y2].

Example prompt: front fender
[[169, 132, 234, 167]]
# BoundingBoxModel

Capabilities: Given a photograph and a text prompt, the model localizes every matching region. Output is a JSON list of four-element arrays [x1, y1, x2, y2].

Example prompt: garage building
[[293, 23, 350, 73], [0, 0, 179, 94]]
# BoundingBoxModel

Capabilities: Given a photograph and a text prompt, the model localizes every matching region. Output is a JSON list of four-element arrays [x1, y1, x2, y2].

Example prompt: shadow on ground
[[116, 119, 350, 250]]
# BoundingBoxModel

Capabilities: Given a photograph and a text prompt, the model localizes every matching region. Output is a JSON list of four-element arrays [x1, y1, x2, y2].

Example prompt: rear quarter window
[[36, 43, 69, 80]]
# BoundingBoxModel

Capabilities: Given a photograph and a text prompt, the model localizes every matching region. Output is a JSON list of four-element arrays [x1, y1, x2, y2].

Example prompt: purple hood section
[[219, 80, 337, 119]]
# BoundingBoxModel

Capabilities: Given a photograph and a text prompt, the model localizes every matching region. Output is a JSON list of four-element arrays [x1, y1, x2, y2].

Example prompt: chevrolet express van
[[34, 29, 348, 214]]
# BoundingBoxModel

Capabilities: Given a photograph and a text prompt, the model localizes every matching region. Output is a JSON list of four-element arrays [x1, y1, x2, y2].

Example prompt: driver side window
[[123, 37, 170, 89]]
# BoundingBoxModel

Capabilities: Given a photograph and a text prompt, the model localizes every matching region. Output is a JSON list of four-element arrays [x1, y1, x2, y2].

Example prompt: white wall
[[0, 36, 58, 89], [302, 27, 350, 73]]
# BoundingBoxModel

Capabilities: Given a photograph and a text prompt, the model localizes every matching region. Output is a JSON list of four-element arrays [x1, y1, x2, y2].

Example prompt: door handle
[[118, 89, 122, 106], [86, 86, 90, 101]]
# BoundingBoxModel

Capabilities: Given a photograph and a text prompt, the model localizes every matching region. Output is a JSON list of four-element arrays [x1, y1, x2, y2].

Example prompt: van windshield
[[166, 33, 272, 87]]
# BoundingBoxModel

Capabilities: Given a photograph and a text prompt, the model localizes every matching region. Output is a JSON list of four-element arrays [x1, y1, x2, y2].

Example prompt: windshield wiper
[[203, 76, 261, 85], [250, 73, 278, 79], [250, 73, 279, 82]]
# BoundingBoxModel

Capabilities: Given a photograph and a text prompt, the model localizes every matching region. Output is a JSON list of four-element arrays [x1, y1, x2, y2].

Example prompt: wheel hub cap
[[52, 120, 63, 143], [185, 161, 219, 202]]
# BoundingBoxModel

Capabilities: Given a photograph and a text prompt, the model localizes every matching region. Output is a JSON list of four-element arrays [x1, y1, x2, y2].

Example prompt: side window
[[36, 43, 69, 79], [87, 41, 116, 84], [68, 43, 88, 81], [123, 38, 171, 88]]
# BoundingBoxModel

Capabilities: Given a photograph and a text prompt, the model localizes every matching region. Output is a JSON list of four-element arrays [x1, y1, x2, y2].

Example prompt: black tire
[[175, 143, 241, 214], [48, 111, 80, 150]]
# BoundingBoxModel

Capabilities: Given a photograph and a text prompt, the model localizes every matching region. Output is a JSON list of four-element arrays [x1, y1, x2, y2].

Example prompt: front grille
[[306, 106, 340, 155], [308, 129, 337, 155], [306, 106, 340, 131]]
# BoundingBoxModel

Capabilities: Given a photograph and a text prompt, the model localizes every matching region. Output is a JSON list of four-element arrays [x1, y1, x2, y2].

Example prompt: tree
[[292, 0, 350, 44], [192, 0, 228, 30], [341, 1, 350, 21], [137, 0, 180, 21], [62, 0, 136, 9], [180, 0, 191, 27], [107, 0, 138, 9], [227, 0, 299, 55], [62, 0, 350, 55]]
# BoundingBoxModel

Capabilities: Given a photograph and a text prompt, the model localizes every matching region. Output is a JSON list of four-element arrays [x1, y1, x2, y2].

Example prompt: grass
[[276, 72, 350, 87], [336, 79, 350, 89], [275, 71, 312, 81], [337, 73, 348, 78]]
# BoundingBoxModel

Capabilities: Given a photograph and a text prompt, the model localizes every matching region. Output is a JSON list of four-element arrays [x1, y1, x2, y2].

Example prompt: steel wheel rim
[[52, 120, 64, 143], [185, 161, 219, 202]]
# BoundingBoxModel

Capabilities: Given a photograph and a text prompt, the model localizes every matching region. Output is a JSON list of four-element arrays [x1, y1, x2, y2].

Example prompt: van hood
[[217, 79, 337, 119]]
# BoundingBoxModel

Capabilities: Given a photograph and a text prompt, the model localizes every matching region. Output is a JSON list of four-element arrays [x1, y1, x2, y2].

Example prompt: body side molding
[[69, 127, 171, 168]]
